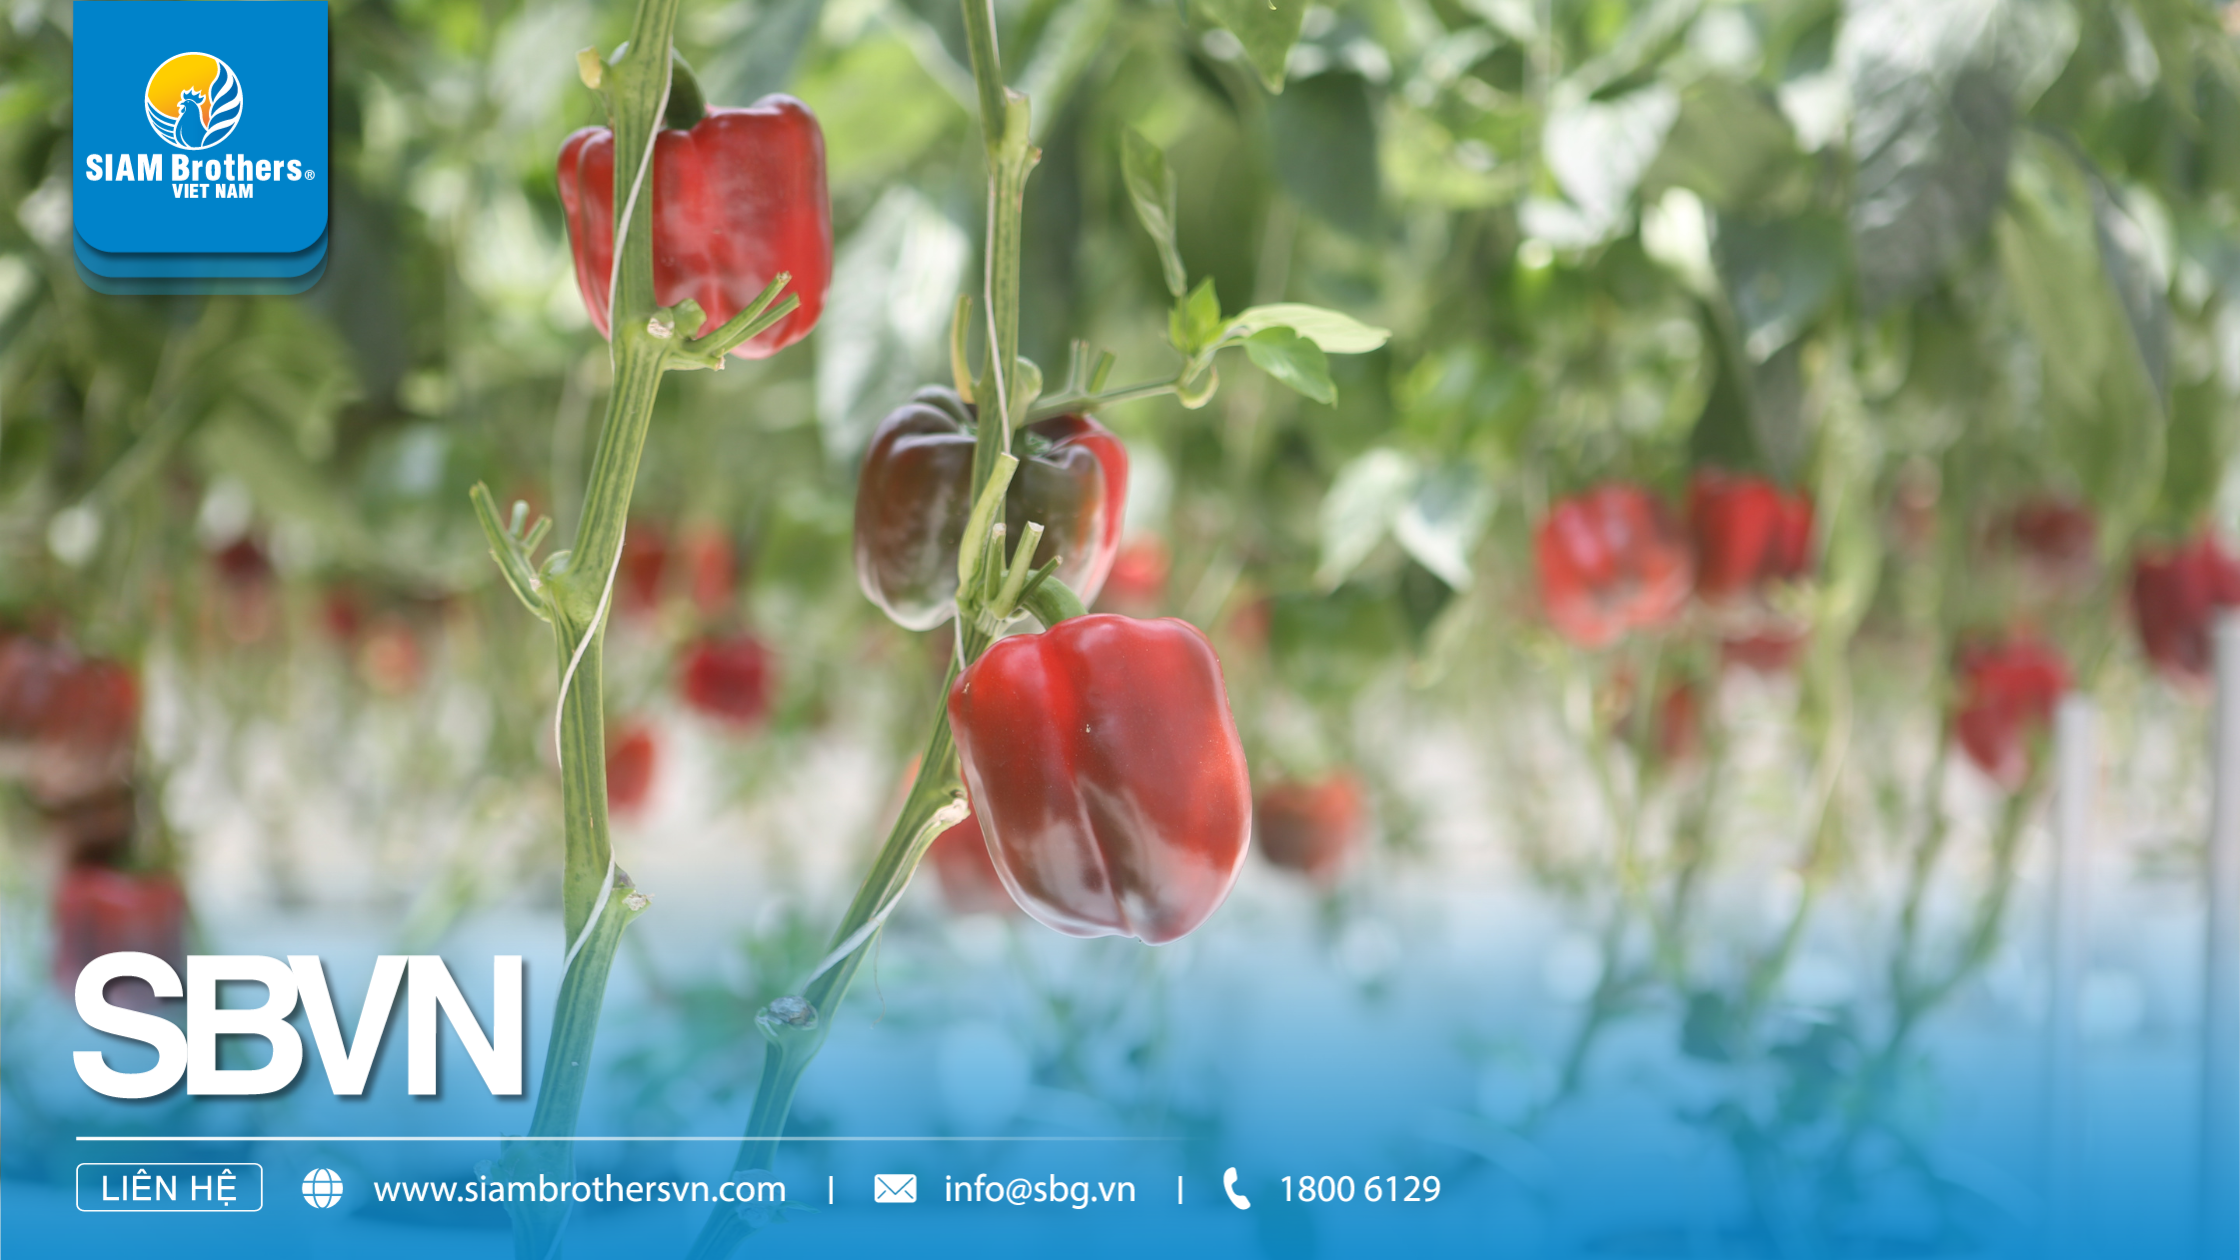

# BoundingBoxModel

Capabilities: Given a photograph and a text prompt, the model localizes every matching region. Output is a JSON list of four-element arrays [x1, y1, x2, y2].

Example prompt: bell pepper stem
[[987, 520, 1045, 622], [673, 273, 801, 367], [951, 294, 977, 402], [1020, 574, 1088, 628], [1026, 375, 1182, 422], [955, 451, 1019, 596], [663, 47, 707, 129]]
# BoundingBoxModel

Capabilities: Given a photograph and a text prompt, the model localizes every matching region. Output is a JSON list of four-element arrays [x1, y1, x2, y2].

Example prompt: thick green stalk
[[479, 0, 682, 1256]]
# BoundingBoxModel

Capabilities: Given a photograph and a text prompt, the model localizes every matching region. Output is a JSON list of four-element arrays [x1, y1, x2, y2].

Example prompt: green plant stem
[[1543, 648, 1660, 1112], [1736, 654, 1855, 1023], [1026, 376, 1180, 421], [1829, 761, 2041, 1198], [963, 0, 1037, 495], [475, 1, 684, 1255], [684, 9, 1036, 1255], [682, 681, 971, 1260]]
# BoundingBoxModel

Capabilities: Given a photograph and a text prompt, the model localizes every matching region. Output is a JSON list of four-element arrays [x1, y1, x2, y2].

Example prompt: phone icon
[[1223, 1167, 1250, 1210]]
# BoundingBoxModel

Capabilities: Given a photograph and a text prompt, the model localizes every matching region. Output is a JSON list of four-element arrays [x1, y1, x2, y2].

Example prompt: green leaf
[[1715, 213, 1848, 363], [1121, 129, 1188, 299], [1995, 135, 2166, 520], [1393, 465, 1493, 590], [1244, 327, 1336, 405], [1316, 447, 1418, 589], [1841, 0, 2078, 310], [1192, 0, 1308, 94], [1170, 277, 1225, 357], [1222, 303, 1390, 354], [1641, 77, 1810, 213]]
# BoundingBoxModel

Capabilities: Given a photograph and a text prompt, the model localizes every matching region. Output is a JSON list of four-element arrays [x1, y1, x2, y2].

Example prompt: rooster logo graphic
[[143, 52, 242, 150]]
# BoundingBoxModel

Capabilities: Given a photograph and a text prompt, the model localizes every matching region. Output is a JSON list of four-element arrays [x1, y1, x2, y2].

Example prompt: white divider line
[[2045, 694, 2094, 1257], [2202, 612, 2240, 1254]]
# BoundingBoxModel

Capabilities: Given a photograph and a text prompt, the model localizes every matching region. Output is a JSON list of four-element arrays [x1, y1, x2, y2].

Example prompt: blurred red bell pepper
[[2130, 531, 2240, 687], [606, 721, 659, 816], [1687, 470, 1813, 601], [679, 633, 774, 727], [947, 615, 1249, 943], [557, 95, 829, 359], [2003, 497, 2096, 580], [855, 389, 1129, 631], [1256, 772, 1366, 886], [53, 865, 186, 1011], [1536, 483, 1692, 647], [1953, 636, 2068, 789]]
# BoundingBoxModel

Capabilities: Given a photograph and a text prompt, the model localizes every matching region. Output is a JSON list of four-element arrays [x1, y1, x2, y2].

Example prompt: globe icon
[[301, 1167, 344, 1209]]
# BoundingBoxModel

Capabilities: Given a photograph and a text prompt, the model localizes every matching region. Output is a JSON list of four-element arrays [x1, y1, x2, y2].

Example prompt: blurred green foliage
[[0, 0, 2237, 762]]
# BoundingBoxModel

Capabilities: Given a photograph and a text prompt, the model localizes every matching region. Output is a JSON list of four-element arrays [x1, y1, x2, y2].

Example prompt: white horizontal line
[[76, 1135, 1173, 1143]]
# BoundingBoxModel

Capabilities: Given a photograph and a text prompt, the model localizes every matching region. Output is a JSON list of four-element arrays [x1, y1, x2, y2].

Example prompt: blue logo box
[[72, 1, 328, 271]]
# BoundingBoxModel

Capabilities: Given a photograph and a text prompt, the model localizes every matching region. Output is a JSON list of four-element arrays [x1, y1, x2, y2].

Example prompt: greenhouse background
[[5, 0, 2240, 1255]]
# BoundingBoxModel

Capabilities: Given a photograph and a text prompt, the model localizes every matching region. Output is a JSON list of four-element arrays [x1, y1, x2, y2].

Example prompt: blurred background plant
[[6, 0, 2240, 1252]]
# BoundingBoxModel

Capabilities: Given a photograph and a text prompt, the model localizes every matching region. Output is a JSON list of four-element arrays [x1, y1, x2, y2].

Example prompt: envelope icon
[[873, 1174, 917, 1204]]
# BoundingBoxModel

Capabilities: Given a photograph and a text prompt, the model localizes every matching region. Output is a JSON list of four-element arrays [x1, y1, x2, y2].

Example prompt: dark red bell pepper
[[946, 615, 1249, 943], [2130, 530, 2240, 687], [557, 96, 829, 359], [1536, 483, 1692, 647], [1953, 636, 2068, 789], [2002, 497, 2096, 577], [1256, 772, 1366, 886], [855, 390, 1129, 631]]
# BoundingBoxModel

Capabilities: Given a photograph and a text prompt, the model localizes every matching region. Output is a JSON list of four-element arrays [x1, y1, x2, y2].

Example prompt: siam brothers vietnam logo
[[71, 0, 329, 284], [143, 52, 243, 151]]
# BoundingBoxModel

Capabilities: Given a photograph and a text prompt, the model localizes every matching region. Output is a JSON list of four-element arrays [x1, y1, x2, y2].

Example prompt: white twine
[[555, 522, 628, 978], [560, 857, 619, 978], [795, 797, 970, 993]]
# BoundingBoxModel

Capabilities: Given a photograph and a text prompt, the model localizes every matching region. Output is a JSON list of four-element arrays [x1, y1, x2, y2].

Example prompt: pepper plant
[[465, 1, 1384, 1257], [466, 0, 810, 1252]]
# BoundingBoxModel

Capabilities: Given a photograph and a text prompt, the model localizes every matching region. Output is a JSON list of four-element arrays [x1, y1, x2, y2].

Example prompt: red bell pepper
[[855, 389, 1129, 631], [618, 520, 672, 619], [2129, 530, 2240, 687], [1256, 772, 1366, 886], [1953, 636, 2068, 789], [1096, 537, 1171, 617], [2003, 497, 2096, 579], [946, 615, 1249, 943], [53, 865, 187, 1012], [679, 632, 774, 727], [557, 96, 829, 359], [1687, 470, 1813, 601], [606, 721, 659, 816], [1536, 483, 1692, 647]]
